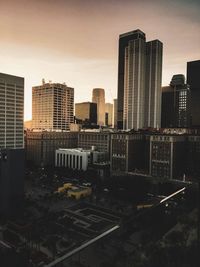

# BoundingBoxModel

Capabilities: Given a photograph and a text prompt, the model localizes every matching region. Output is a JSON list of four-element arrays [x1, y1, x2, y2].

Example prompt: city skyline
[[0, 0, 200, 120]]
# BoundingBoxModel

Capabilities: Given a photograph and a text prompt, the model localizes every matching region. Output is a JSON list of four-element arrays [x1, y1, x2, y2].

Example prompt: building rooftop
[[119, 29, 145, 38]]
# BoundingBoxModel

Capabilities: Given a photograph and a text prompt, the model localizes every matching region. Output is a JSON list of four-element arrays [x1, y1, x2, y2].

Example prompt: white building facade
[[55, 148, 106, 171]]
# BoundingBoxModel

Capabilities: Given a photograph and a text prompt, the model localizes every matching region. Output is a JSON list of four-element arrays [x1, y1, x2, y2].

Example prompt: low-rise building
[[68, 186, 92, 200], [55, 148, 107, 171], [25, 131, 78, 167], [150, 134, 187, 179], [78, 130, 111, 159], [110, 132, 148, 175], [187, 135, 200, 178]]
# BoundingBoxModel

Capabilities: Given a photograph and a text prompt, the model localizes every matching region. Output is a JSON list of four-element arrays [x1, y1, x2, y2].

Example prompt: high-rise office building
[[32, 82, 74, 131], [113, 98, 118, 128], [0, 73, 24, 215], [161, 74, 191, 128], [75, 102, 97, 125], [161, 85, 174, 128], [0, 74, 24, 148], [187, 60, 200, 126], [145, 40, 163, 128], [105, 103, 113, 127], [92, 88, 105, 126], [117, 29, 163, 130]]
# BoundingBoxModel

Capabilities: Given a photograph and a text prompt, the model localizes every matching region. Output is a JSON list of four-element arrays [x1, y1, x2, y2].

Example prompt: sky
[[0, 0, 200, 121]]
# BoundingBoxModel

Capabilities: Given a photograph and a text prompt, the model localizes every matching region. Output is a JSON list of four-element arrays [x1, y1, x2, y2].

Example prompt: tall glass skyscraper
[[117, 29, 163, 130]]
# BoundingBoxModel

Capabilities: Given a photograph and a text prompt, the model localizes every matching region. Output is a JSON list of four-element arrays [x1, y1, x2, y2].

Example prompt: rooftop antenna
[[42, 78, 45, 85]]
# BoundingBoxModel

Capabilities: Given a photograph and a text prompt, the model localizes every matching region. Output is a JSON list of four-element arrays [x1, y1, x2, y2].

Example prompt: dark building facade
[[187, 60, 200, 126], [25, 131, 78, 167], [161, 86, 174, 128], [0, 149, 25, 215], [161, 74, 191, 128], [187, 136, 200, 178], [150, 135, 187, 180], [110, 132, 149, 175]]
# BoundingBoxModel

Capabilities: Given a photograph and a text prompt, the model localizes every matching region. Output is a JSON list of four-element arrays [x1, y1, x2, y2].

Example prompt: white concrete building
[[55, 148, 106, 171]]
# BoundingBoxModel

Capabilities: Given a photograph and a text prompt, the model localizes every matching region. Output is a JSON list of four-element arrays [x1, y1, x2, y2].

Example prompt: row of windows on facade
[[56, 153, 83, 170], [79, 135, 108, 141]]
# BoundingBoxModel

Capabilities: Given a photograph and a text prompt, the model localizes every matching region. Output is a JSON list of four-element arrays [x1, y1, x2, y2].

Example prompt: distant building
[[92, 88, 105, 126], [75, 102, 97, 126], [25, 131, 78, 167], [117, 29, 163, 130], [0, 73, 25, 215], [24, 120, 32, 130], [78, 131, 110, 159], [150, 134, 187, 179], [32, 82, 74, 131], [161, 74, 191, 128], [187, 60, 200, 126], [105, 103, 113, 127], [55, 148, 106, 171], [69, 123, 82, 132], [113, 99, 118, 128], [110, 132, 149, 174], [161, 86, 174, 128]]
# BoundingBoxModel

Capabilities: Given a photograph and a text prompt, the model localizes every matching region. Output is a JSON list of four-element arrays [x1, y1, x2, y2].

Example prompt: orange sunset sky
[[0, 0, 200, 120]]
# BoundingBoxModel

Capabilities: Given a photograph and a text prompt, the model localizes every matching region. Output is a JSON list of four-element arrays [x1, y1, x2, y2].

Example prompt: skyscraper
[[0, 73, 24, 215], [145, 40, 163, 128], [32, 82, 74, 131], [117, 29, 163, 130], [161, 74, 191, 128], [92, 88, 105, 126], [0, 74, 24, 148], [187, 60, 200, 126], [105, 103, 113, 127], [113, 98, 118, 128], [75, 102, 97, 125]]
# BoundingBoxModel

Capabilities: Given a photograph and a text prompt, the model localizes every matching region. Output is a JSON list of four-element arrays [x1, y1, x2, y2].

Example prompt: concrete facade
[[25, 131, 78, 167], [32, 82, 74, 131]]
